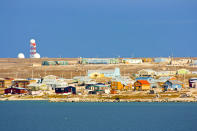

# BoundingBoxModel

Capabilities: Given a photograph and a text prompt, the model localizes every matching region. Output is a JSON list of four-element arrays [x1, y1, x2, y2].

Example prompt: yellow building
[[134, 80, 151, 91]]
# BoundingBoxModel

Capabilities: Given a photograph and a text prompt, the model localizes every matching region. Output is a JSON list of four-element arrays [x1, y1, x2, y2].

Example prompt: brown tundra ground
[[0, 58, 196, 81]]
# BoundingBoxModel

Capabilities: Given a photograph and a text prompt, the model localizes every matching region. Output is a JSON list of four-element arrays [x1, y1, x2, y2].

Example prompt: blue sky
[[0, 0, 197, 58]]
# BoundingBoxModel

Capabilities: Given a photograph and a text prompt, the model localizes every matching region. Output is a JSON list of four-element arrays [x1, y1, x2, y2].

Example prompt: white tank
[[34, 53, 40, 58], [18, 53, 25, 58]]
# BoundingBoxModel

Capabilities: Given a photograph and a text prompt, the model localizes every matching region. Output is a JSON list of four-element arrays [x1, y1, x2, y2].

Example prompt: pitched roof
[[137, 80, 150, 84], [136, 77, 153, 80], [167, 80, 183, 85]]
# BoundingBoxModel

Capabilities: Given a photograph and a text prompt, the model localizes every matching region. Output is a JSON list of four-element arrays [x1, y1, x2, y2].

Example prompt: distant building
[[122, 59, 142, 64], [171, 59, 191, 66], [176, 69, 190, 75], [112, 76, 134, 86], [156, 71, 176, 76], [27, 83, 49, 91], [154, 58, 169, 63], [42, 75, 68, 90], [142, 58, 153, 63], [138, 69, 157, 77], [42, 75, 58, 84], [87, 68, 120, 78], [193, 60, 197, 65], [42, 61, 68, 66], [82, 58, 119, 64], [191, 71, 197, 74], [190, 60, 197, 66]]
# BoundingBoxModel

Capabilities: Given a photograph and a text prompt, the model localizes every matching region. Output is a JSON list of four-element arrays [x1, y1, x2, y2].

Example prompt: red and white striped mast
[[30, 39, 36, 58]]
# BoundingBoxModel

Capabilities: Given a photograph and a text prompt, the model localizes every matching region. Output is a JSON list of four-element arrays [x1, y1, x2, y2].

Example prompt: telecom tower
[[30, 39, 36, 58]]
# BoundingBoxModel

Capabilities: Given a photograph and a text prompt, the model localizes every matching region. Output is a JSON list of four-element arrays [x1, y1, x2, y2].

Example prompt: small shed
[[134, 80, 151, 91]]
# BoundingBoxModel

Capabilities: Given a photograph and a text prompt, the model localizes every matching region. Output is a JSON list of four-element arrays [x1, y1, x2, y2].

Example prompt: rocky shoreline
[[1, 97, 197, 103]]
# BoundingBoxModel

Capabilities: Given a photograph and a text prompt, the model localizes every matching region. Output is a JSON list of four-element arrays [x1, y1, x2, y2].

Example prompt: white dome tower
[[18, 53, 25, 58], [34, 53, 41, 58]]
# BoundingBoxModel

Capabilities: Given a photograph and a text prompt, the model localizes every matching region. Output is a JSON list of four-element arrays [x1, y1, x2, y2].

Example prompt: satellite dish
[[34, 53, 40, 58], [18, 53, 25, 58]]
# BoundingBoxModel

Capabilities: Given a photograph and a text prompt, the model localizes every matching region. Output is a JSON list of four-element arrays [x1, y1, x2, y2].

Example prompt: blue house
[[163, 80, 183, 91]]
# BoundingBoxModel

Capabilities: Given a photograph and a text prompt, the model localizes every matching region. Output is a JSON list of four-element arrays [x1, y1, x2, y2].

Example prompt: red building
[[4, 87, 29, 94]]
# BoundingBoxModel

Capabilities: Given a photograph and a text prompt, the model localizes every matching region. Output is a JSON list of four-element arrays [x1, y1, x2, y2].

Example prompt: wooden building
[[4, 87, 29, 94], [134, 80, 151, 91]]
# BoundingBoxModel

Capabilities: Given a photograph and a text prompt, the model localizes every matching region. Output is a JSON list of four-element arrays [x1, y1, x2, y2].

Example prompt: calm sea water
[[0, 101, 197, 131]]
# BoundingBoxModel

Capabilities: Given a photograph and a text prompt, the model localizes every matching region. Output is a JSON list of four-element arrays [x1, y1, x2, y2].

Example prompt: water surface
[[0, 101, 196, 131]]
